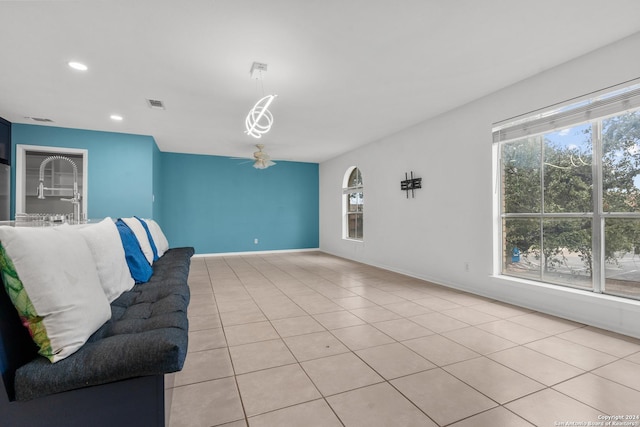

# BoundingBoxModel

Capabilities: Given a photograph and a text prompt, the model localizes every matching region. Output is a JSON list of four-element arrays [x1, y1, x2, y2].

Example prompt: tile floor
[[166, 251, 640, 427]]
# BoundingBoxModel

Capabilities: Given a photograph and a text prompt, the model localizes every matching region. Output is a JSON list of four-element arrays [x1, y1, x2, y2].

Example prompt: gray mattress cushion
[[14, 247, 194, 401]]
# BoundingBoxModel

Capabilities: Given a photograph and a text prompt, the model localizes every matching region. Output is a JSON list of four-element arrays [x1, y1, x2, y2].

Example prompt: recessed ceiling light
[[68, 61, 88, 71], [110, 114, 123, 121]]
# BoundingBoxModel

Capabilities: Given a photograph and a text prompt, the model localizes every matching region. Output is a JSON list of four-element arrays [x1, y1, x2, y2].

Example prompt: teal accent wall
[[159, 152, 319, 254], [10, 124, 319, 254], [11, 124, 156, 219], [152, 142, 162, 223]]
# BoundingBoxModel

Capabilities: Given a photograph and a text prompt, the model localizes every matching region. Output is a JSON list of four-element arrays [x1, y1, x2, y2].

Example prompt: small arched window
[[343, 167, 363, 240]]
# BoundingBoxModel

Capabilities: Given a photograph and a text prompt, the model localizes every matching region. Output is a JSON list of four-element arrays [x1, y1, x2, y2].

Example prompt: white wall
[[319, 31, 640, 339]]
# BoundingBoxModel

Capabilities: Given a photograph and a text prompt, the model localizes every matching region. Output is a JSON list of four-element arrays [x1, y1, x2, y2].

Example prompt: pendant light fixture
[[245, 62, 277, 139]]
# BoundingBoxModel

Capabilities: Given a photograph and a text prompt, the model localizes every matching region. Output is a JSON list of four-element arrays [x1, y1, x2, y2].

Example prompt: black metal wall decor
[[401, 171, 422, 198]]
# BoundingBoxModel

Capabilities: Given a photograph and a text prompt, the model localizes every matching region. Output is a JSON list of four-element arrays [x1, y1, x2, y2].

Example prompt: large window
[[343, 167, 363, 240], [495, 83, 640, 301]]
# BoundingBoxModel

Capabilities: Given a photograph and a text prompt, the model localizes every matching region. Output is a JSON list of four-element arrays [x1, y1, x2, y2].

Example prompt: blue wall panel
[[152, 143, 162, 223], [160, 152, 319, 254], [11, 124, 155, 219], [10, 124, 319, 254]]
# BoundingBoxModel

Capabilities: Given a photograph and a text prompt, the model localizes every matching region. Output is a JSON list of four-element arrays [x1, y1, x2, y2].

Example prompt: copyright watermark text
[[554, 415, 640, 427]]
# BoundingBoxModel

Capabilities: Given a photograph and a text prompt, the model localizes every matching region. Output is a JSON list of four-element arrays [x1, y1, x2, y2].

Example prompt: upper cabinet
[[0, 117, 11, 166]]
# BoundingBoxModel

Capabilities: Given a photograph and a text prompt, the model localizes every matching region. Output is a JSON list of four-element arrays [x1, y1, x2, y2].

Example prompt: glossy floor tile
[[301, 352, 384, 396], [326, 383, 437, 427], [487, 346, 585, 386], [355, 342, 436, 379], [443, 356, 544, 404], [392, 368, 497, 425], [247, 399, 342, 427], [236, 363, 321, 416], [167, 252, 640, 427], [228, 338, 296, 374]]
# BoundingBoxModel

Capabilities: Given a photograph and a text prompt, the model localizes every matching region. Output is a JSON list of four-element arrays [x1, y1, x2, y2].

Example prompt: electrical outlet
[[254, 238, 259, 245], [464, 262, 470, 272]]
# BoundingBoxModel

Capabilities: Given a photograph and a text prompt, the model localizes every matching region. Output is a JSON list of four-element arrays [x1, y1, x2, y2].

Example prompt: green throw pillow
[[0, 243, 54, 358]]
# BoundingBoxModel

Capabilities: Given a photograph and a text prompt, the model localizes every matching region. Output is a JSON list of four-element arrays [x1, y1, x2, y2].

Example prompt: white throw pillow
[[78, 217, 135, 302], [121, 217, 155, 264], [145, 219, 169, 257], [0, 225, 111, 362]]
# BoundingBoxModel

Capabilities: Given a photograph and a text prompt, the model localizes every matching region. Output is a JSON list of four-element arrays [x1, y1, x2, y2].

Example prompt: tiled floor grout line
[[185, 321, 632, 417], [425, 319, 637, 425], [308, 258, 636, 422], [220, 255, 412, 425], [236, 257, 353, 427], [217, 255, 348, 427], [173, 253, 640, 427], [333, 342, 441, 426], [221, 254, 465, 426], [205, 257, 252, 427], [302, 264, 509, 425], [439, 406, 531, 427], [258, 265, 620, 424]]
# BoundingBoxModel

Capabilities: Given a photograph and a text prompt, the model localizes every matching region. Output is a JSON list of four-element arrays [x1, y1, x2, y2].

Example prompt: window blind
[[493, 81, 640, 143]]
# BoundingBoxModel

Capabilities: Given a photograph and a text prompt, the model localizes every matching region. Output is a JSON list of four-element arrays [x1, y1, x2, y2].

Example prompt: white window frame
[[342, 166, 363, 241], [493, 80, 640, 301], [15, 145, 88, 217]]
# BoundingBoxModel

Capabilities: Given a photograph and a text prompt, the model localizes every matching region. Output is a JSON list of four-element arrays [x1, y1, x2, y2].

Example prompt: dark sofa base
[[0, 374, 165, 427], [0, 246, 194, 426]]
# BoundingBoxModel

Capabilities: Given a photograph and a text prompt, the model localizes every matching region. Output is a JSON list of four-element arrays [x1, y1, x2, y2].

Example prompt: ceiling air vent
[[25, 117, 54, 122], [146, 99, 165, 110]]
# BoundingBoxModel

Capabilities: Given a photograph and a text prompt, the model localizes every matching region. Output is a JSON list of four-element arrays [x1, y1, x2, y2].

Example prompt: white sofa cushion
[[78, 217, 134, 302], [121, 217, 156, 264], [0, 225, 111, 362], [145, 219, 169, 258]]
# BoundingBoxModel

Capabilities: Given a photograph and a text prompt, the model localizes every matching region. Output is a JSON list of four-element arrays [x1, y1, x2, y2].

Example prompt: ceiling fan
[[251, 144, 276, 169]]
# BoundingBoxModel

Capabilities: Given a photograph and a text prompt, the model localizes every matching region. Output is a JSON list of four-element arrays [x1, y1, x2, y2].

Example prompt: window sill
[[491, 273, 640, 306]]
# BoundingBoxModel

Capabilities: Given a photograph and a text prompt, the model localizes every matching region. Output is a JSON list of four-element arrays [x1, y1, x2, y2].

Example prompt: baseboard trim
[[192, 248, 320, 258]]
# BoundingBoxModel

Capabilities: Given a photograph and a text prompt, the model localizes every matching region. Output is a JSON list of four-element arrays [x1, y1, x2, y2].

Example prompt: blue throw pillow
[[134, 216, 159, 262], [115, 219, 153, 283]]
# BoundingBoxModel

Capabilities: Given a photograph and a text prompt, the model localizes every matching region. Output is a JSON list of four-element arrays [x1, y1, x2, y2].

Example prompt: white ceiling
[[1, 0, 640, 163]]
